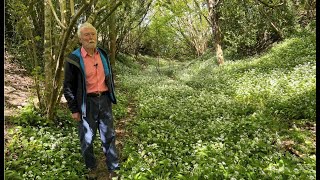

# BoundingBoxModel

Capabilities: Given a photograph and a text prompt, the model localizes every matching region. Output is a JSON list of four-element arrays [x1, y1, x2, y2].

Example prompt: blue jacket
[[63, 47, 117, 118]]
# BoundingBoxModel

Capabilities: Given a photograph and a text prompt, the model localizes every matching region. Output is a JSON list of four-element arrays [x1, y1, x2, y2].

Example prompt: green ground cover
[[116, 32, 316, 179], [5, 32, 315, 179]]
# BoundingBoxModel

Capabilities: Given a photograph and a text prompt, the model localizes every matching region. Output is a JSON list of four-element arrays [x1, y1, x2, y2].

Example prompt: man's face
[[79, 27, 97, 49]]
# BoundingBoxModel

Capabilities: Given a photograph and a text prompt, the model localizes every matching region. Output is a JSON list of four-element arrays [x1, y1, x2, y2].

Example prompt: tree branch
[[46, 0, 94, 120], [59, 0, 66, 24], [46, 0, 66, 29], [96, 1, 123, 29], [57, 0, 93, 66], [49, 0, 94, 114], [97, 5, 109, 15], [89, 5, 108, 25], [87, 4, 109, 24], [70, 0, 75, 16], [214, 0, 221, 7], [193, 0, 212, 26], [129, 1, 153, 31]]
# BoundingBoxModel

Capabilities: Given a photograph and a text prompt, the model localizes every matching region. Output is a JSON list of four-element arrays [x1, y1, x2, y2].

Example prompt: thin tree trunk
[[28, 31, 43, 109], [207, 0, 224, 65], [44, 0, 53, 111], [213, 10, 224, 65], [109, 0, 117, 68], [70, 0, 75, 16], [59, 0, 66, 25], [21, 6, 44, 109], [46, 0, 94, 121]]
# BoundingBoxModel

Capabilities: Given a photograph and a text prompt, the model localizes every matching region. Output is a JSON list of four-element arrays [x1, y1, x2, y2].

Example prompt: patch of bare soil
[[4, 52, 37, 138], [4, 53, 35, 118]]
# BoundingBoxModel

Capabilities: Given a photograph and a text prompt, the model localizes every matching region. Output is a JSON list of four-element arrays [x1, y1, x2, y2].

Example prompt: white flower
[[51, 143, 57, 149]]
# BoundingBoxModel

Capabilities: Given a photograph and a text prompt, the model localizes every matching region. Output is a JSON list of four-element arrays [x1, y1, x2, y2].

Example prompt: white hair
[[77, 22, 97, 38]]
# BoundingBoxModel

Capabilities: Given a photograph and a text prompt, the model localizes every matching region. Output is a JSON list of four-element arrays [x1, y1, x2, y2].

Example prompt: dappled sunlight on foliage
[[116, 34, 315, 179], [5, 33, 315, 179], [5, 125, 87, 179], [5, 0, 316, 178]]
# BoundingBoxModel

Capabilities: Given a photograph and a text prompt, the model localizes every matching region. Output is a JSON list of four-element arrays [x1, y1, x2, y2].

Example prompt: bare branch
[[97, 5, 109, 15], [59, 0, 66, 24], [87, 4, 109, 24], [193, 0, 212, 26], [96, 1, 123, 29], [270, 21, 283, 39], [70, 0, 75, 16], [129, 0, 153, 31], [46, 0, 66, 29]]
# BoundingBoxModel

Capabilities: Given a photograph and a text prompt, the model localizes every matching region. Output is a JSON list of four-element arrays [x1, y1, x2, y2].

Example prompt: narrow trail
[[116, 101, 137, 158], [95, 98, 137, 180]]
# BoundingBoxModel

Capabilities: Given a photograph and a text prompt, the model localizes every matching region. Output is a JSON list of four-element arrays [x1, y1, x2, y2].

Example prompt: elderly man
[[63, 22, 120, 179]]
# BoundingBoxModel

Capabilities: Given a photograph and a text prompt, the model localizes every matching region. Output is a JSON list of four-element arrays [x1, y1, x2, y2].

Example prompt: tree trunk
[[70, 0, 75, 16], [207, 0, 224, 65], [214, 11, 224, 65], [44, 0, 54, 112], [27, 30, 43, 109], [59, 0, 66, 25], [45, 0, 94, 122], [109, 0, 117, 68]]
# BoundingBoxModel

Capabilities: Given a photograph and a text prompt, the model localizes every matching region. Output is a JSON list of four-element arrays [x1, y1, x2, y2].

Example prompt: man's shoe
[[87, 168, 98, 179], [108, 171, 119, 180]]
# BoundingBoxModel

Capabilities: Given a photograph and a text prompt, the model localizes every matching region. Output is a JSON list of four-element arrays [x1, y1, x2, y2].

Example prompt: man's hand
[[72, 112, 81, 121]]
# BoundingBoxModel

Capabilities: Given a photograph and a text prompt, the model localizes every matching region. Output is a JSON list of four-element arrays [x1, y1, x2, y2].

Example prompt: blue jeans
[[78, 94, 120, 171]]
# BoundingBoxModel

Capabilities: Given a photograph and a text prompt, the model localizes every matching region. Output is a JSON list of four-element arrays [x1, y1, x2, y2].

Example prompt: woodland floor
[[5, 52, 315, 179], [4, 56, 34, 118], [4, 54, 36, 139], [4, 53, 132, 179]]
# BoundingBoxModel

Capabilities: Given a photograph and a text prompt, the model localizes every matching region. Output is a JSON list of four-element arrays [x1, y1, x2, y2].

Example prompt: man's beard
[[87, 42, 97, 48]]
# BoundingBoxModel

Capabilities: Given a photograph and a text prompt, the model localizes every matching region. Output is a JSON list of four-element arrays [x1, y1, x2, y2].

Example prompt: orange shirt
[[81, 47, 108, 94]]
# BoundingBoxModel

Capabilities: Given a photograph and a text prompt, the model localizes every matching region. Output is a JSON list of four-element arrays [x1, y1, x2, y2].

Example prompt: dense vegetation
[[5, 31, 315, 179], [5, 0, 315, 121]]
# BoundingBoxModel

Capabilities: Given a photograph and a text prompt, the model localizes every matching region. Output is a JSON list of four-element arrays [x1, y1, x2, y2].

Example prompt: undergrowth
[[5, 32, 315, 179]]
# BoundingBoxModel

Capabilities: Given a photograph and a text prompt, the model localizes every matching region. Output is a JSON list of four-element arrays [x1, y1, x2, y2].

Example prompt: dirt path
[[95, 99, 137, 180]]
